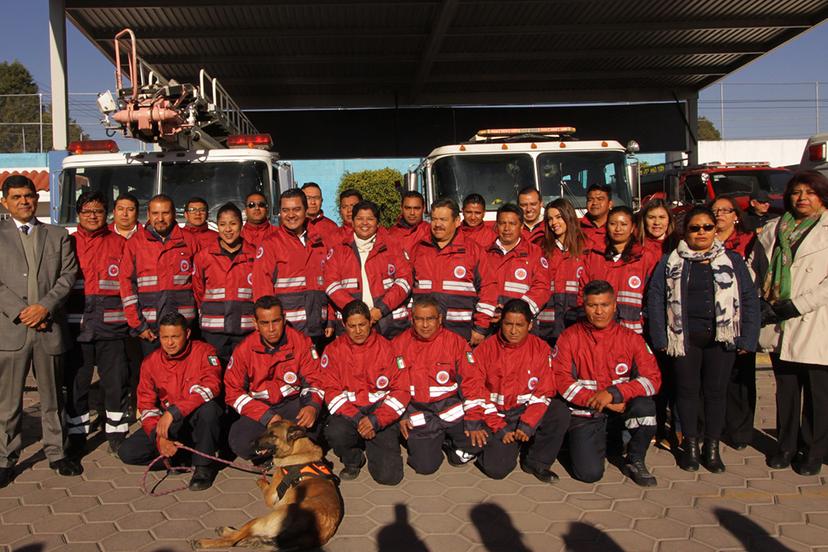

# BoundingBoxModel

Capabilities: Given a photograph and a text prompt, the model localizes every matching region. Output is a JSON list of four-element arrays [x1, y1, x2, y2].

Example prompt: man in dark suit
[[0, 175, 80, 488]]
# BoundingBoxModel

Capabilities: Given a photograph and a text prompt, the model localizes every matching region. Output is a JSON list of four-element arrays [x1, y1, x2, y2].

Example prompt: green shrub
[[337, 168, 402, 227]]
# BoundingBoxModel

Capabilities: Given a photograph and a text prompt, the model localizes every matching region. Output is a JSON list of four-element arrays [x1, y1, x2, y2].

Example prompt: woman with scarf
[[647, 206, 759, 473], [759, 170, 828, 476]]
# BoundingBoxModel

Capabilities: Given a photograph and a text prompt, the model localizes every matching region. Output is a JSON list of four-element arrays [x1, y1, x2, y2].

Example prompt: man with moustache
[[517, 187, 545, 245]]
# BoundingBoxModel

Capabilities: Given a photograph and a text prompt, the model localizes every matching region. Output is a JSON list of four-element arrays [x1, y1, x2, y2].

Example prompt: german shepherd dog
[[192, 420, 343, 550]]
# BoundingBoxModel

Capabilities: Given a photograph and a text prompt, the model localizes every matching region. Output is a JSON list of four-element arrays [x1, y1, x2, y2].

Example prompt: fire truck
[[405, 126, 642, 218], [640, 160, 791, 213], [52, 29, 294, 229], [800, 133, 828, 178]]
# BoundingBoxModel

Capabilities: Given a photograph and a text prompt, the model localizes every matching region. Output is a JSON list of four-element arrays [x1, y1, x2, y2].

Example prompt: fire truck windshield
[[59, 165, 156, 225], [537, 151, 631, 209]]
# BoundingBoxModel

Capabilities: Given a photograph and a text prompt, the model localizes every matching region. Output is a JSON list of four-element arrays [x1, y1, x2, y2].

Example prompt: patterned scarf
[[664, 239, 740, 357], [763, 211, 820, 304]]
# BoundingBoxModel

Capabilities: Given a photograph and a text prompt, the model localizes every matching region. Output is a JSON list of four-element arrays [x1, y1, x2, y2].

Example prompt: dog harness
[[275, 462, 337, 500]]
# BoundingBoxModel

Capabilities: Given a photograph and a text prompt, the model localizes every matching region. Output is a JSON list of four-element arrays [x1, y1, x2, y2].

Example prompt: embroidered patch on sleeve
[[208, 356, 219, 367]]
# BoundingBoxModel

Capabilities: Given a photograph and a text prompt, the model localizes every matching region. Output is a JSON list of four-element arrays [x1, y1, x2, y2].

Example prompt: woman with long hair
[[535, 198, 588, 344], [637, 198, 676, 257]]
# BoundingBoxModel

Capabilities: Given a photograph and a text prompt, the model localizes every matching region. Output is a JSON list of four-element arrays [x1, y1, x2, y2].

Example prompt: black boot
[[702, 439, 725, 473], [678, 437, 700, 472]]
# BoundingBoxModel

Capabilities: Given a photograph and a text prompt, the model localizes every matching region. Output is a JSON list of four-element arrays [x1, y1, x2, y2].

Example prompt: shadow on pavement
[[715, 508, 793, 552], [376, 504, 429, 552], [469, 503, 531, 552], [562, 522, 625, 552]]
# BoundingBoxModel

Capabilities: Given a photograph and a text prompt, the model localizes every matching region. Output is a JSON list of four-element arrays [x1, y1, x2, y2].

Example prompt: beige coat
[[758, 210, 828, 364]]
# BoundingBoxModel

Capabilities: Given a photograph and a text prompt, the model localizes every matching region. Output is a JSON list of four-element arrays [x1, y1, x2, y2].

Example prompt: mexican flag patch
[[208, 356, 219, 367], [311, 348, 319, 360], [466, 352, 475, 364], [396, 356, 405, 370]]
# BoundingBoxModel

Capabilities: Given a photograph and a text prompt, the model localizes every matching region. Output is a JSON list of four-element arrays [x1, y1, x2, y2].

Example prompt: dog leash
[[141, 445, 270, 497]]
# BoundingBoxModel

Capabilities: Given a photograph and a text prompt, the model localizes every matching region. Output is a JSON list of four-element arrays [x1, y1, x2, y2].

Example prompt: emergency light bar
[[477, 127, 577, 137], [697, 162, 771, 169], [67, 140, 119, 154], [227, 134, 272, 149], [809, 143, 827, 162]]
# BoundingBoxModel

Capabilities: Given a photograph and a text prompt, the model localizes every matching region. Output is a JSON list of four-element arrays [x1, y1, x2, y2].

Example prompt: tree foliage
[[0, 60, 86, 152], [337, 168, 403, 227], [697, 116, 722, 141]]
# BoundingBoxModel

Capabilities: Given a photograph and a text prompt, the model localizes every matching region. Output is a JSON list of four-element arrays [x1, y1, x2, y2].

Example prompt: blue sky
[[1, 2, 826, 143]]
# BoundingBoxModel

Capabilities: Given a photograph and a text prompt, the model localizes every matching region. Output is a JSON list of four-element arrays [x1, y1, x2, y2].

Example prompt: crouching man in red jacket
[[321, 300, 410, 485], [553, 279, 661, 487], [393, 295, 485, 474], [467, 299, 569, 482], [118, 312, 223, 491]]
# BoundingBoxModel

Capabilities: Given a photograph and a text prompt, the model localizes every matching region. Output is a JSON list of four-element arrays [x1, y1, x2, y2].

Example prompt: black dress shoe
[[49, 458, 83, 477], [792, 457, 823, 476], [623, 458, 657, 487], [767, 450, 794, 469], [188, 466, 218, 491], [702, 439, 725, 473], [0, 467, 13, 488], [520, 461, 559, 484], [678, 437, 700, 472], [731, 443, 748, 451], [339, 465, 362, 481]]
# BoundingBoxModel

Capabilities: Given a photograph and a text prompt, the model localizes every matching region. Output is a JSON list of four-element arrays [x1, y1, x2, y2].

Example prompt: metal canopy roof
[[65, 0, 828, 110]]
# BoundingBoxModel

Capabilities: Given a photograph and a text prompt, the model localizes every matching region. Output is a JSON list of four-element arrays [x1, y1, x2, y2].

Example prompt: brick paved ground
[[2, 356, 827, 551]]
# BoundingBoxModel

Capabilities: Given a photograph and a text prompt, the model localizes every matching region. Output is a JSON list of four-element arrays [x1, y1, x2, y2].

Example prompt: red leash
[[141, 445, 270, 496]]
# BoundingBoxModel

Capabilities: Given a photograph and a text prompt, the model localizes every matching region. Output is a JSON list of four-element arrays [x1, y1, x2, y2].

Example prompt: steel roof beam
[[410, 0, 459, 101]]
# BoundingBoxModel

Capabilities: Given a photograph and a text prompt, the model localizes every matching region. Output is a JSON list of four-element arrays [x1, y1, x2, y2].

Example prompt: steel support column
[[687, 94, 699, 166], [49, 0, 69, 150]]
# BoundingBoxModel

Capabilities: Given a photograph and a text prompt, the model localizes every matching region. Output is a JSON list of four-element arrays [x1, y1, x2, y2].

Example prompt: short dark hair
[[280, 188, 308, 210], [496, 203, 524, 224], [783, 170, 828, 214], [411, 294, 441, 314], [253, 295, 284, 317], [500, 298, 533, 323], [76, 190, 109, 214], [343, 300, 371, 322], [149, 193, 175, 210], [301, 182, 321, 192], [245, 191, 267, 203], [2, 175, 37, 197], [431, 197, 460, 218], [352, 200, 380, 221], [158, 311, 188, 329], [185, 196, 208, 210], [401, 190, 424, 205], [114, 192, 139, 210], [517, 186, 541, 201], [216, 202, 242, 222], [682, 206, 716, 235], [584, 279, 615, 298], [339, 189, 363, 203], [463, 193, 486, 208], [587, 183, 612, 197]]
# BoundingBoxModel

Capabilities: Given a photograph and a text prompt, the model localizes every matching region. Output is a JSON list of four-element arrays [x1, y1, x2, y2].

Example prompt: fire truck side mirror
[[404, 171, 419, 192], [626, 158, 641, 210]]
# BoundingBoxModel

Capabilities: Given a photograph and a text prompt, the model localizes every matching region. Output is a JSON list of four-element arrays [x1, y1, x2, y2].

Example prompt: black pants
[[228, 397, 321, 459], [566, 396, 656, 483], [654, 349, 681, 436], [476, 400, 570, 480], [324, 415, 403, 485], [673, 332, 735, 441], [404, 405, 481, 475], [118, 400, 223, 467], [725, 352, 757, 446], [772, 355, 828, 462], [202, 332, 248, 367], [65, 339, 130, 441], [125, 336, 143, 396]]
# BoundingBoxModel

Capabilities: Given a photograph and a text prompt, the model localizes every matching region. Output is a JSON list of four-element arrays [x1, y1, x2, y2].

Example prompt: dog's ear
[[286, 425, 307, 443]]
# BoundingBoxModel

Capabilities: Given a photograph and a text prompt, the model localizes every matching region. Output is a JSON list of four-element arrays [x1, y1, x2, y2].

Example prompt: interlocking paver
[[581, 510, 634, 530], [50, 494, 101, 513], [64, 521, 118, 543], [151, 519, 205, 540], [82, 502, 133, 523], [162, 500, 212, 520], [31, 512, 85, 533], [114, 510, 166, 531], [605, 529, 656, 551], [633, 517, 689, 539], [780, 523, 828, 547], [2, 523, 32, 544], [98, 529, 156, 551], [2, 504, 50, 524]]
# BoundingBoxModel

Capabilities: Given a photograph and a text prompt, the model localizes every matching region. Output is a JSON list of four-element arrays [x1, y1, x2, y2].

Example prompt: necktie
[[20, 225, 29, 235]]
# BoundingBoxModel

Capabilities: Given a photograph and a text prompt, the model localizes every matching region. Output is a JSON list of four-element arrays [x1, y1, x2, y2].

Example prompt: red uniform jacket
[[409, 231, 496, 340], [308, 211, 341, 248], [224, 327, 325, 425], [182, 225, 219, 250], [536, 246, 589, 342], [584, 244, 659, 334], [241, 221, 277, 248], [465, 333, 556, 436], [723, 229, 756, 260], [323, 232, 412, 338], [553, 321, 660, 417], [484, 239, 551, 321], [461, 221, 496, 248], [393, 327, 485, 430], [580, 216, 607, 251], [252, 226, 330, 338], [320, 332, 410, 430], [521, 222, 545, 246], [119, 225, 199, 335], [193, 240, 257, 335], [138, 340, 222, 436], [387, 219, 430, 256], [68, 227, 129, 341], [642, 236, 670, 258]]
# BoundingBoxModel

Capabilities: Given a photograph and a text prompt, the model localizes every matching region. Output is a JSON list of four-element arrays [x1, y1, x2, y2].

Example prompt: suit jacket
[[0, 219, 78, 353]]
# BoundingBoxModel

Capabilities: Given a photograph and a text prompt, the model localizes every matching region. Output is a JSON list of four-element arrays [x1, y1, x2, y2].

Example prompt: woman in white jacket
[[759, 170, 828, 476]]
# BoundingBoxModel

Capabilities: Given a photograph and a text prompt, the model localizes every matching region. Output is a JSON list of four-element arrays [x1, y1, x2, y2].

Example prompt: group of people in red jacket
[[65, 179, 756, 492]]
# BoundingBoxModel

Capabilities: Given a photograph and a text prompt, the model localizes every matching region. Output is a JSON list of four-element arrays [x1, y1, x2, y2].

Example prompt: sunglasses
[[247, 201, 267, 209], [688, 224, 716, 233]]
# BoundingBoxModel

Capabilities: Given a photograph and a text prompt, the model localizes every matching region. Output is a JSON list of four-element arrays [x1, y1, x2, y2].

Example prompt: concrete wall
[[698, 139, 807, 168]]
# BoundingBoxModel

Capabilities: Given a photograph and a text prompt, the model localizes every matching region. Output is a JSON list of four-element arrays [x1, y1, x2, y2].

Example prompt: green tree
[[0, 60, 86, 152], [337, 168, 403, 227], [697, 116, 721, 141]]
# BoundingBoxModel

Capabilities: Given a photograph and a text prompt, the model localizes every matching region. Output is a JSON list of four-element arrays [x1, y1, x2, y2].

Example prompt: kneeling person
[[393, 295, 484, 474], [118, 313, 223, 491], [225, 296, 325, 460], [322, 301, 410, 485], [469, 299, 569, 482], [553, 280, 661, 486]]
